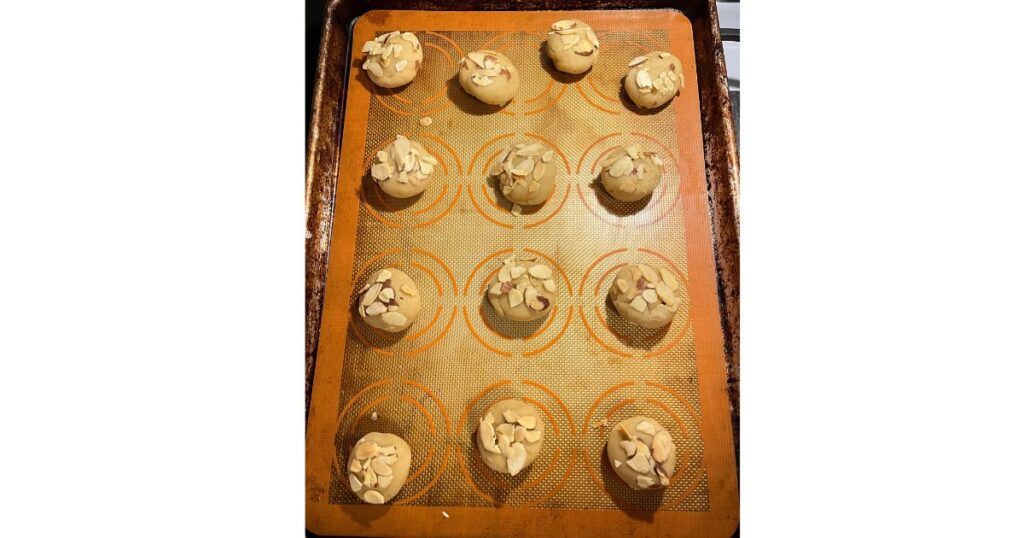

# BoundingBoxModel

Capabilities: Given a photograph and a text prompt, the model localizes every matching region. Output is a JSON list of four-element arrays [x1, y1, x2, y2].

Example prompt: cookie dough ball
[[608, 263, 682, 329], [356, 268, 421, 332], [486, 257, 557, 322], [489, 142, 557, 207], [476, 399, 545, 476], [606, 416, 676, 490], [598, 143, 664, 202], [347, 432, 413, 504], [458, 50, 520, 106], [369, 134, 438, 198], [545, 19, 600, 74], [624, 51, 683, 109], [360, 31, 423, 88]]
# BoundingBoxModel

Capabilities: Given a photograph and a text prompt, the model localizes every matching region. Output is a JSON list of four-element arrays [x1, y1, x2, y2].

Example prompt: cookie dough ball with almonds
[[369, 134, 439, 198], [487, 257, 557, 322], [458, 50, 520, 106], [347, 432, 413, 504], [599, 144, 664, 202], [624, 51, 684, 109], [489, 141, 557, 210], [606, 416, 676, 490], [608, 263, 683, 329], [476, 399, 545, 476], [360, 31, 423, 88], [545, 19, 600, 74], [356, 268, 421, 332]]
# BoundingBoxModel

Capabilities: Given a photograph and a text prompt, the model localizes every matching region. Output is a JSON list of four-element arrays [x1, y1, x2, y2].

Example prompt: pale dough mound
[[486, 257, 557, 322], [356, 268, 421, 332], [360, 31, 423, 88], [489, 141, 557, 207], [623, 51, 684, 109], [476, 399, 545, 476], [606, 416, 676, 490], [458, 50, 520, 106], [598, 143, 664, 202], [347, 432, 412, 504], [608, 263, 682, 329], [369, 134, 438, 198], [545, 19, 600, 74]]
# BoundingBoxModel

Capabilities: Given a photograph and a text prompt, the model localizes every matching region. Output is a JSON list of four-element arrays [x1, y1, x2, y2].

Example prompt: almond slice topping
[[362, 490, 385, 504], [608, 155, 634, 177], [528, 264, 552, 279], [502, 408, 520, 423], [517, 415, 537, 429], [349, 473, 363, 492], [629, 296, 648, 312], [628, 55, 648, 67]]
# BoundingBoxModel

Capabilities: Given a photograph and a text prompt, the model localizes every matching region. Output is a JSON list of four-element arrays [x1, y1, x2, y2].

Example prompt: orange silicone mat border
[[306, 9, 738, 537]]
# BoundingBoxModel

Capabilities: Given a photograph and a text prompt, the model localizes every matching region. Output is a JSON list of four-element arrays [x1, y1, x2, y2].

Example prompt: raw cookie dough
[[489, 141, 557, 208], [356, 268, 421, 332], [608, 263, 682, 329], [545, 19, 600, 74], [347, 432, 413, 504], [458, 50, 520, 106], [624, 51, 684, 109], [360, 31, 423, 88], [598, 143, 664, 202], [606, 416, 676, 490], [476, 399, 545, 476], [370, 134, 439, 198], [486, 256, 557, 322]]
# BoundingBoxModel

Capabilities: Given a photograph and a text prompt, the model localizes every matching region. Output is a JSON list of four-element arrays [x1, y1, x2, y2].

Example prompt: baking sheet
[[306, 9, 737, 537]]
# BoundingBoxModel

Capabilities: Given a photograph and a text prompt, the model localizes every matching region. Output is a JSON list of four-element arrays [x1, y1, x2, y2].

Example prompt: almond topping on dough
[[628, 55, 648, 67], [362, 490, 386, 504]]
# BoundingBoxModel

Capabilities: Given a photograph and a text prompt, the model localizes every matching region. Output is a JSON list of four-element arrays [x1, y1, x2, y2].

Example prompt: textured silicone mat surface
[[306, 9, 737, 537]]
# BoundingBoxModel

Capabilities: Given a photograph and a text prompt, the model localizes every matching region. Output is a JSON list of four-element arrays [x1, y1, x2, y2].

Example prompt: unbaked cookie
[[458, 50, 520, 106], [545, 19, 600, 74], [486, 257, 557, 322], [606, 416, 676, 490], [369, 134, 438, 198], [489, 141, 557, 208], [347, 432, 413, 504], [608, 263, 682, 329], [598, 144, 664, 202], [360, 31, 423, 88], [476, 399, 545, 476], [624, 51, 683, 109], [356, 268, 421, 332]]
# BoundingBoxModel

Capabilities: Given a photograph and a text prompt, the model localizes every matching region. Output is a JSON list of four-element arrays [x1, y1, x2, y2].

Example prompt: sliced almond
[[362, 490, 385, 504], [394, 59, 408, 72], [488, 282, 504, 296], [626, 453, 651, 474], [506, 442, 527, 475], [480, 421, 500, 453], [523, 285, 538, 305], [349, 473, 363, 492], [524, 429, 542, 443], [614, 460, 623, 468], [527, 265, 552, 279], [364, 301, 386, 317], [500, 184, 513, 196], [371, 458, 393, 476], [512, 157, 535, 176], [608, 156, 634, 178], [642, 289, 658, 304], [636, 421, 657, 436], [377, 444, 396, 456], [533, 161, 546, 181], [542, 279, 556, 293], [636, 475, 656, 489], [467, 51, 486, 68], [654, 283, 674, 304], [542, 150, 554, 162], [615, 278, 630, 294], [510, 203, 522, 216], [471, 74, 493, 87], [625, 145, 641, 159], [510, 265, 527, 279], [660, 269, 679, 290], [516, 143, 542, 156], [655, 465, 670, 486], [377, 474, 394, 489], [619, 440, 637, 457], [497, 146, 513, 164], [377, 269, 392, 283], [628, 55, 648, 67], [362, 466, 377, 488], [380, 311, 407, 327], [637, 264, 658, 283], [517, 415, 537, 429], [354, 441, 378, 460], [379, 287, 395, 302], [361, 283, 382, 306], [399, 283, 417, 297], [401, 31, 418, 45], [349, 458, 362, 473], [497, 434, 512, 457], [651, 155, 664, 167], [502, 408, 520, 423], [551, 19, 576, 31], [361, 41, 376, 53], [652, 431, 673, 463], [365, 61, 384, 78], [635, 440, 652, 460], [629, 296, 648, 313], [635, 68, 653, 89], [370, 163, 390, 181], [636, 164, 647, 178], [498, 265, 512, 283], [378, 454, 397, 465]]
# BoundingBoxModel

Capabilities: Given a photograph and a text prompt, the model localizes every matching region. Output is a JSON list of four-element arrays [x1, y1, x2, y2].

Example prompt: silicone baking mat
[[306, 9, 738, 537]]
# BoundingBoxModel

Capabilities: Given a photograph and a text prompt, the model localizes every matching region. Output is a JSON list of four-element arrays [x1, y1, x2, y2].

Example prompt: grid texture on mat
[[307, 9, 737, 537]]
